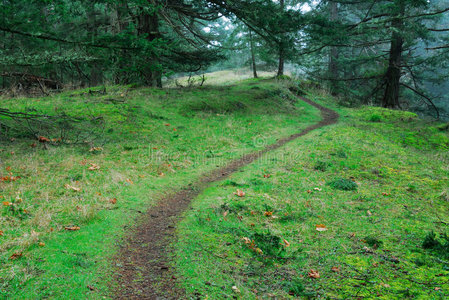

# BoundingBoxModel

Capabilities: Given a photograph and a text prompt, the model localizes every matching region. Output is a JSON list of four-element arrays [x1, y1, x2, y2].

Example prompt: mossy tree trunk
[[328, 0, 339, 95], [249, 30, 258, 78], [277, 0, 285, 77], [382, 0, 405, 108], [138, 8, 162, 88]]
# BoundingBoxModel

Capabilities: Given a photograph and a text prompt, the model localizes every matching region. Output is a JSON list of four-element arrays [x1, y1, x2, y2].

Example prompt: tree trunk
[[277, 0, 285, 77], [114, 3, 129, 84], [328, 1, 339, 95], [277, 46, 284, 77], [382, 1, 405, 108], [88, 4, 102, 87], [249, 30, 258, 78], [138, 9, 162, 88]]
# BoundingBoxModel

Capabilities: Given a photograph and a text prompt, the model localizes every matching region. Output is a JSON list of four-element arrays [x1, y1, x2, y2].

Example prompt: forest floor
[[114, 92, 337, 299], [1, 73, 449, 299]]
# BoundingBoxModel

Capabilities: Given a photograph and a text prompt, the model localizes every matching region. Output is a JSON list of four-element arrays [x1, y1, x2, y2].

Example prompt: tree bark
[[328, 1, 339, 95], [382, 1, 405, 108], [249, 30, 258, 78], [88, 4, 102, 87], [114, 3, 129, 84], [138, 9, 162, 88], [277, 0, 285, 77]]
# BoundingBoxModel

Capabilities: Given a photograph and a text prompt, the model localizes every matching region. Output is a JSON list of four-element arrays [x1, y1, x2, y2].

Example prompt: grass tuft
[[327, 178, 358, 191]]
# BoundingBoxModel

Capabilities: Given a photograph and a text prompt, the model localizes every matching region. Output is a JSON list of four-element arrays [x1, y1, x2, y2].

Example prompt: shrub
[[327, 178, 358, 191], [422, 231, 441, 249], [422, 231, 449, 259], [276, 75, 292, 81], [314, 160, 331, 172], [284, 279, 305, 296], [253, 231, 284, 257], [436, 123, 449, 131], [369, 114, 382, 122], [364, 236, 383, 249], [331, 150, 347, 159], [288, 85, 306, 96]]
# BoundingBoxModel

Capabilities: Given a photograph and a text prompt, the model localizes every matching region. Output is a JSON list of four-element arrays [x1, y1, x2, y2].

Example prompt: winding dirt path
[[114, 95, 338, 299]]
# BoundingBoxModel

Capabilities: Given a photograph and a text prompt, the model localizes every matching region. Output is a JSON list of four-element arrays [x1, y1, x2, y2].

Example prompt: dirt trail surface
[[114, 95, 338, 299]]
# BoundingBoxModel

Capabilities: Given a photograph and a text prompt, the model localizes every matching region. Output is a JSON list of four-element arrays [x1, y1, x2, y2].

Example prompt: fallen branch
[[1, 72, 60, 90]]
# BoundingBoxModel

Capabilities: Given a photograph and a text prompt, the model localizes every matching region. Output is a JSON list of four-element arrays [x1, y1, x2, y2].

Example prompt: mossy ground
[[2, 75, 448, 299], [0, 78, 318, 298], [175, 93, 449, 299]]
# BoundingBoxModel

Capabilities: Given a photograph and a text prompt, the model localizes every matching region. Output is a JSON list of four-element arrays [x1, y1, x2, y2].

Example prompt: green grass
[[3, 76, 448, 299], [0, 78, 320, 298], [174, 94, 449, 298]]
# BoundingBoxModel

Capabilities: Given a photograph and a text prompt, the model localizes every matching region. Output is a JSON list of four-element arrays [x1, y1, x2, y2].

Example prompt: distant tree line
[[1, 0, 449, 117]]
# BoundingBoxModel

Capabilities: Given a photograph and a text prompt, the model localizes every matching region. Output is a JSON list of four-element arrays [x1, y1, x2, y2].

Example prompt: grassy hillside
[[175, 93, 449, 298], [0, 79, 319, 298], [1, 76, 448, 299]]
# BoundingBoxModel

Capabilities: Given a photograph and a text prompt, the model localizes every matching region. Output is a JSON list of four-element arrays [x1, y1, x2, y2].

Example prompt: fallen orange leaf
[[263, 174, 271, 178], [9, 252, 23, 260], [38, 136, 50, 143], [316, 224, 328, 232], [64, 184, 81, 192], [6, 166, 11, 171], [89, 147, 103, 152], [308, 269, 320, 279], [233, 189, 245, 197], [88, 163, 100, 171], [125, 178, 133, 184], [2, 201, 11, 206], [331, 266, 340, 272], [0, 230, 3, 236], [109, 198, 117, 204], [283, 239, 290, 247], [1, 176, 21, 182], [39, 242, 45, 247], [65, 226, 81, 231], [264, 211, 273, 217]]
